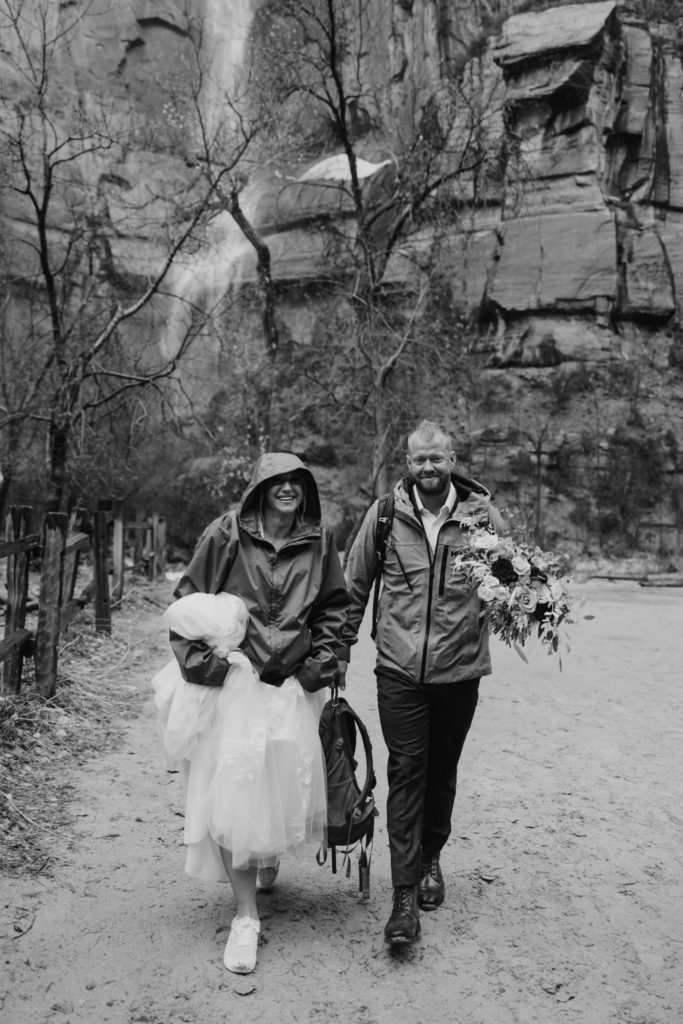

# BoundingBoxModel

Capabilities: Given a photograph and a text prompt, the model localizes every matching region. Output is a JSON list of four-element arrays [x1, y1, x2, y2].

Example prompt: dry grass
[[0, 581, 163, 877]]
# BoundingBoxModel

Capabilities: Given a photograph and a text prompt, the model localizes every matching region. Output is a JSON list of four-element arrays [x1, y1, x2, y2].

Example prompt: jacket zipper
[[419, 525, 452, 683], [438, 546, 449, 596], [418, 527, 435, 684]]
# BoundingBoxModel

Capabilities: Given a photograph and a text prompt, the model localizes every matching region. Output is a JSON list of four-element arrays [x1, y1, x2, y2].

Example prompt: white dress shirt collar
[[413, 482, 457, 551]]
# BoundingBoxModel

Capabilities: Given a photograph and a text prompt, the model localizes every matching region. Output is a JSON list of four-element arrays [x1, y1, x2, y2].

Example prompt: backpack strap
[[371, 493, 394, 640], [336, 696, 376, 807]]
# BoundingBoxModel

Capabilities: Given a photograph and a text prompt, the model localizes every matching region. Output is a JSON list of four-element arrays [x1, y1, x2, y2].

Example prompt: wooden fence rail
[[1, 502, 166, 698]]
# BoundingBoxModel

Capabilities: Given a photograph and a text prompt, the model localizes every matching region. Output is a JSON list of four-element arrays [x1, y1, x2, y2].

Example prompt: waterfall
[[161, 0, 257, 366], [200, 0, 255, 131]]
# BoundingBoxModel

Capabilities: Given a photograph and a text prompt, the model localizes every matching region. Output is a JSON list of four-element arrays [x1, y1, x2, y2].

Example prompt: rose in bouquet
[[450, 521, 575, 663]]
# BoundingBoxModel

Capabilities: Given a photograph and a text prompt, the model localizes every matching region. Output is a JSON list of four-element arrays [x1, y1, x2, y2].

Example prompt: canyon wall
[[250, 3, 683, 357], [7, 1, 682, 343], [3, 1, 683, 552], [235, 1, 683, 554]]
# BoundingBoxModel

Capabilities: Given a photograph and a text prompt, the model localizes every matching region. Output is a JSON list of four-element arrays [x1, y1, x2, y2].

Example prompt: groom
[[341, 419, 504, 943]]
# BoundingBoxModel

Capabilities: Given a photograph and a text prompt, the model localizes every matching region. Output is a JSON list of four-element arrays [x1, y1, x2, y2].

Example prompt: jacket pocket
[[261, 627, 313, 683]]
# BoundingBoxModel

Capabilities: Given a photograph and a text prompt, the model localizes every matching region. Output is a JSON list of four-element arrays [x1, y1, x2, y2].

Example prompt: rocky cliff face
[[7, 1, 681, 341], [488, 2, 683, 360], [253, 2, 683, 356], [3, 0, 683, 554], [238, 1, 683, 556]]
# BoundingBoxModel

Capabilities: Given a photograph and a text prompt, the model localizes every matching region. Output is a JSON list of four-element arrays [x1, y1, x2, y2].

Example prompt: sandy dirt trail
[[2, 579, 682, 1024]]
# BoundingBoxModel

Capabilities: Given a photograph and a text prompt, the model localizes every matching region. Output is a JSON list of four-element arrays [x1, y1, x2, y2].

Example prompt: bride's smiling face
[[263, 472, 305, 516]]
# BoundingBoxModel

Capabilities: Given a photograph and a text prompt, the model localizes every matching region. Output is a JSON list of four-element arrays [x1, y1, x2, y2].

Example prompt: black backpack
[[317, 688, 378, 898]]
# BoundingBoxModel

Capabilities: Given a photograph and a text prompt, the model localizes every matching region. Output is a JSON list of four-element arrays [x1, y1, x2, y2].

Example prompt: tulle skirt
[[152, 653, 327, 881]]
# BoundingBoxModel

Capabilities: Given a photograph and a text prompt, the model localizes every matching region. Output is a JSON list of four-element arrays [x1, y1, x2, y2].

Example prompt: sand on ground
[[1, 578, 682, 1024]]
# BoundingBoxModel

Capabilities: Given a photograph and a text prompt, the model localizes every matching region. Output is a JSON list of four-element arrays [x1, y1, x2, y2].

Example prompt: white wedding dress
[[151, 592, 327, 881]]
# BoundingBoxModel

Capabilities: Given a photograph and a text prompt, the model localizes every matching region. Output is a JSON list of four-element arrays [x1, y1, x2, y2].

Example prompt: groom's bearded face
[[406, 437, 454, 498]]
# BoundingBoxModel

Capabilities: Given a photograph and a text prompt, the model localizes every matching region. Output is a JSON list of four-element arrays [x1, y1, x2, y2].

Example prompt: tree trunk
[[47, 419, 70, 513], [0, 463, 11, 527], [34, 512, 69, 699], [0, 419, 20, 524], [371, 398, 393, 497], [534, 450, 543, 546], [228, 188, 279, 448]]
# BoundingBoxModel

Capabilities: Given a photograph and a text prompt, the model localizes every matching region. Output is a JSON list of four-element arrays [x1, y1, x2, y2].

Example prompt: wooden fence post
[[146, 513, 166, 581], [146, 517, 154, 581], [63, 508, 89, 607], [34, 512, 68, 699], [133, 511, 145, 572], [111, 499, 125, 605], [154, 514, 166, 581], [1, 506, 33, 695], [59, 515, 94, 634], [93, 509, 112, 634]]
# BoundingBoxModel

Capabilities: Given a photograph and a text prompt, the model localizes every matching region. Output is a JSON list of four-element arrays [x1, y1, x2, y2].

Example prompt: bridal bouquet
[[451, 522, 575, 662]]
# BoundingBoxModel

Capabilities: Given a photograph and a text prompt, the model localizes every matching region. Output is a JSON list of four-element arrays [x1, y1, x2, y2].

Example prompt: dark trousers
[[376, 671, 480, 888]]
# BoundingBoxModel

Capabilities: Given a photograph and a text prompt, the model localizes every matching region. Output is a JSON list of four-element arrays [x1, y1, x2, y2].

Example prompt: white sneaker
[[256, 858, 280, 891], [223, 915, 260, 974]]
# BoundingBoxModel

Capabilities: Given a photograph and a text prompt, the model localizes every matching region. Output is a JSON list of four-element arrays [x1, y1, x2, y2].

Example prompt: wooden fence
[[0, 502, 166, 698]]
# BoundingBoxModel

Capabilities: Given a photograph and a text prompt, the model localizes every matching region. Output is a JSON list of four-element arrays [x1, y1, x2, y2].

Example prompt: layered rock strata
[[247, 3, 683, 370]]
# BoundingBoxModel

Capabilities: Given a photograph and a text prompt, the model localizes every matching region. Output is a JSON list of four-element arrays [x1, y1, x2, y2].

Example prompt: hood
[[449, 469, 491, 500], [238, 451, 322, 530]]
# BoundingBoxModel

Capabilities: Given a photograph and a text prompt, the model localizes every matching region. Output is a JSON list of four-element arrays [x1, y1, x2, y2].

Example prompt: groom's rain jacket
[[342, 473, 505, 686]]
